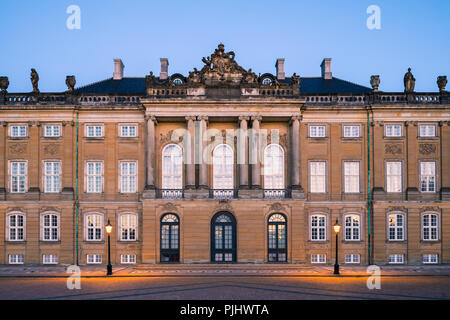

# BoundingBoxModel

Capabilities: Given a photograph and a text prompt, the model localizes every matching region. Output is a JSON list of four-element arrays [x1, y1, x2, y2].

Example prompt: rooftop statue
[[370, 75, 380, 92], [30, 68, 39, 93], [0, 76, 9, 93], [291, 73, 300, 86], [66, 75, 76, 92], [404, 68, 415, 93], [437, 76, 447, 93], [145, 71, 157, 88]]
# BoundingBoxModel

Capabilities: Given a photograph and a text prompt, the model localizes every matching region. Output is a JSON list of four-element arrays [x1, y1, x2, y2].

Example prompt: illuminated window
[[85, 214, 103, 241], [120, 214, 137, 241], [268, 214, 287, 262], [344, 214, 360, 241], [388, 213, 405, 241], [160, 214, 180, 263]]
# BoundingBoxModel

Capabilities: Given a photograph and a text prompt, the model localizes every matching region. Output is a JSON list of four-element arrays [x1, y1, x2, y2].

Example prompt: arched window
[[85, 214, 103, 241], [41, 213, 59, 241], [310, 214, 326, 241], [344, 214, 360, 241], [213, 144, 234, 198], [160, 214, 180, 262], [422, 213, 439, 241], [120, 214, 137, 241], [7, 212, 25, 241], [162, 144, 183, 191], [268, 213, 287, 262], [388, 213, 405, 241], [264, 144, 284, 198], [262, 77, 272, 85]]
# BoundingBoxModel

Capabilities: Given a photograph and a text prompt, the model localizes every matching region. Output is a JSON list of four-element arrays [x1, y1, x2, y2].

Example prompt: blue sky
[[0, 0, 449, 92]]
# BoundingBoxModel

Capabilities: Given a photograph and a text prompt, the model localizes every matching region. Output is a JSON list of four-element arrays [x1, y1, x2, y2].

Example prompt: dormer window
[[262, 77, 272, 85], [173, 78, 183, 85]]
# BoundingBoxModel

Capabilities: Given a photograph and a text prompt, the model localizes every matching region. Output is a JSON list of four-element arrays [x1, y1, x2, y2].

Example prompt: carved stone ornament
[[65, 75, 76, 92], [370, 75, 380, 92], [267, 131, 288, 148], [162, 202, 178, 213], [419, 143, 436, 155], [385, 144, 402, 155], [44, 143, 59, 156], [160, 130, 183, 145], [214, 199, 233, 213], [387, 206, 407, 213], [0, 76, 9, 93], [420, 206, 440, 214], [9, 143, 27, 154], [269, 202, 286, 212], [404, 68, 415, 93], [30, 68, 39, 93], [437, 76, 447, 93]]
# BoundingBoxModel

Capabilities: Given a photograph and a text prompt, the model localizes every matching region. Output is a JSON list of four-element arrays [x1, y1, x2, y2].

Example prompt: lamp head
[[105, 219, 112, 234], [333, 219, 341, 235]]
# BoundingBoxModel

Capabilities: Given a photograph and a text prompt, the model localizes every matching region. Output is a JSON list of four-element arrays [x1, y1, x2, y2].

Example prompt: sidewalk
[[1, 264, 450, 277]]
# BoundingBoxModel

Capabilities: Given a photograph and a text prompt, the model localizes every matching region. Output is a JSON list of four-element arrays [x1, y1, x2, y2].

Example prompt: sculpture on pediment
[[0, 76, 9, 93], [370, 75, 380, 92], [242, 68, 258, 84], [188, 68, 201, 84], [291, 73, 300, 86], [437, 76, 447, 93], [145, 71, 157, 88], [30, 68, 39, 93], [404, 68, 415, 93], [65, 75, 76, 92]]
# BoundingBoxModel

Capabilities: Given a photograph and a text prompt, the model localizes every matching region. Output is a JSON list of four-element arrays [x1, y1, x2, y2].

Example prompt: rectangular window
[[344, 215, 360, 241], [120, 254, 136, 264], [10, 125, 27, 137], [8, 254, 24, 264], [120, 162, 137, 193], [10, 161, 27, 193], [385, 124, 402, 137], [87, 254, 102, 264], [86, 162, 103, 193], [43, 254, 58, 264], [388, 214, 405, 241], [309, 161, 326, 193], [345, 254, 360, 264], [311, 215, 326, 241], [419, 125, 436, 137], [44, 162, 61, 193], [42, 214, 59, 241], [388, 254, 404, 264], [44, 125, 61, 137], [119, 125, 137, 137], [344, 161, 360, 193], [386, 161, 402, 193], [86, 215, 102, 241], [120, 214, 137, 241], [343, 125, 360, 138], [311, 254, 326, 264], [309, 125, 326, 138], [8, 214, 25, 241], [86, 125, 103, 137], [423, 254, 438, 264], [420, 162, 436, 192], [423, 214, 439, 241]]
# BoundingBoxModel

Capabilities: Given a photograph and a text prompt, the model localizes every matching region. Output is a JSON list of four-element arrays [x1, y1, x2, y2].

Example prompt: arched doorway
[[160, 213, 180, 263], [211, 212, 236, 263], [268, 213, 287, 262]]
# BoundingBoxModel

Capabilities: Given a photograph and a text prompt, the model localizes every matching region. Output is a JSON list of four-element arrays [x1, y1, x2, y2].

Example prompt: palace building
[[0, 44, 449, 266]]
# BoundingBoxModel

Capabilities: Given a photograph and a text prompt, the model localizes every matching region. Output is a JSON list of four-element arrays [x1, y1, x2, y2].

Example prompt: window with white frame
[[388, 254, 404, 264], [42, 213, 59, 241], [309, 161, 326, 193], [309, 125, 326, 138], [44, 161, 61, 193], [120, 161, 137, 193], [120, 214, 137, 241], [10, 125, 27, 137], [344, 214, 360, 241], [43, 254, 58, 264], [423, 254, 438, 264], [422, 213, 439, 241], [85, 214, 103, 241], [10, 161, 27, 193], [343, 125, 360, 138], [162, 144, 183, 190], [388, 213, 405, 241], [263, 144, 284, 190], [121, 254, 136, 264], [344, 161, 360, 193], [386, 161, 402, 193], [86, 125, 103, 137], [385, 124, 402, 137], [44, 125, 61, 137], [86, 162, 103, 193], [419, 125, 436, 137], [8, 213, 25, 241], [87, 254, 102, 264], [311, 254, 326, 264], [311, 215, 326, 241], [420, 162, 436, 192], [345, 254, 360, 264], [213, 144, 234, 191], [119, 125, 137, 137], [9, 254, 24, 264]]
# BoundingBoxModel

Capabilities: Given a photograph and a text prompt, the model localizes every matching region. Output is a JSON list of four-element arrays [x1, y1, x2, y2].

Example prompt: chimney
[[160, 58, 169, 80], [321, 58, 332, 80], [275, 58, 285, 80], [113, 59, 124, 80]]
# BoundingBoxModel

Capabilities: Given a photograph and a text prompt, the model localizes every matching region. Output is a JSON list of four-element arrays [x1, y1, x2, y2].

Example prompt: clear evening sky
[[0, 0, 449, 93]]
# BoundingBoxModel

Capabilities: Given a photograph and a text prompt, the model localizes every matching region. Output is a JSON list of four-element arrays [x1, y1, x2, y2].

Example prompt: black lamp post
[[105, 219, 113, 276], [333, 219, 341, 275]]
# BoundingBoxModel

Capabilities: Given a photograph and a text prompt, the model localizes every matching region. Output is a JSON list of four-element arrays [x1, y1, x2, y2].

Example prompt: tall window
[[388, 213, 405, 241], [344, 214, 360, 241], [85, 214, 103, 241], [309, 161, 326, 193], [420, 162, 436, 192], [213, 144, 234, 198], [8, 213, 25, 241], [268, 214, 287, 262], [419, 125, 436, 137], [44, 161, 61, 193], [120, 214, 137, 241], [162, 144, 183, 190], [160, 214, 180, 262], [344, 161, 360, 193], [263, 144, 284, 193], [44, 125, 61, 137], [10, 161, 27, 193], [311, 214, 326, 241], [386, 161, 402, 193], [120, 162, 137, 193], [422, 213, 439, 241], [41, 213, 59, 241], [86, 162, 103, 193]]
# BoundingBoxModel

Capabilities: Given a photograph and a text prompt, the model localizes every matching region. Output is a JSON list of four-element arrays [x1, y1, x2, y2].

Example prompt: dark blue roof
[[74, 76, 371, 95]]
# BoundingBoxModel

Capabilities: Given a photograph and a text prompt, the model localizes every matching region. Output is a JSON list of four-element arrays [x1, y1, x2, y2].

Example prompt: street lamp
[[105, 219, 113, 276], [333, 219, 341, 275]]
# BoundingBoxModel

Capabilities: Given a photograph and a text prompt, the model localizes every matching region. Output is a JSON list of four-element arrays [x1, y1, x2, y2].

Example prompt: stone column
[[198, 115, 208, 188], [185, 116, 196, 188], [406, 121, 419, 200], [291, 115, 301, 188], [238, 116, 249, 188], [143, 115, 156, 199], [0, 122, 6, 199], [28, 121, 40, 198], [250, 115, 262, 189]]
